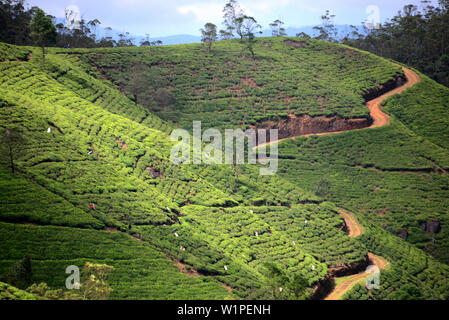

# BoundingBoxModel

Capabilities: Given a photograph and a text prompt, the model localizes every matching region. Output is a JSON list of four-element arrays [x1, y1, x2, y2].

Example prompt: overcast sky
[[26, 0, 440, 37]]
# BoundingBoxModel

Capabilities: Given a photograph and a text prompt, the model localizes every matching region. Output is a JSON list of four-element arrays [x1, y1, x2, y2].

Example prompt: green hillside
[[1, 37, 449, 300], [0, 281, 37, 300], [276, 72, 449, 265], [77, 37, 402, 131], [0, 222, 232, 300]]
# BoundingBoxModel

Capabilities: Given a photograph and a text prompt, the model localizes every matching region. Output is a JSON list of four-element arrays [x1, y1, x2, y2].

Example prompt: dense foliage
[[1, 37, 449, 300], [277, 110, 449, 265], [0, 0, 139, 49], [342, 1, 449, 87], [80, 37, 401, 130], [0, 282, 37, 300], [0, 42, 30, 61], [0, 222, 232, 299], [0, 41, 367, 299]]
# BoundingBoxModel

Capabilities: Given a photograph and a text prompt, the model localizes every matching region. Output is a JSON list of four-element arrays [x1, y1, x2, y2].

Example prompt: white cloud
[[175, 0, 294, 25], [28, 0, 438, 37], [245, 0, 291, 14], [176, 3, 224, 23]]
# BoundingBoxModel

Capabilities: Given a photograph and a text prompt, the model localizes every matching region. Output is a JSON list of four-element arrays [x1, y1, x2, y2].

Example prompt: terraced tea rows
[[1, 39, 449, 300], [80, 37, 403, 131], [251, 205, 367, 267], [276, 86, 449, 265], [0, 222, 232, 300], [0, 43, 372, 299]]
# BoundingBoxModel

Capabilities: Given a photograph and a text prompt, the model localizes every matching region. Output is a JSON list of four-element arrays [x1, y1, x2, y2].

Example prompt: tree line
[[2, 0, 448, 85], [203, 0, 448, 86], [342, 0, 449, 87], [200, 0, 287, 58], [0, 0, 160, 49], [301, 1, 449, 87]]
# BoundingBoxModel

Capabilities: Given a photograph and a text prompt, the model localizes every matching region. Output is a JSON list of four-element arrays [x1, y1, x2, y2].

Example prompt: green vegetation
[[341, 283, 371, 300], [250, 204, 367, 267], [0, 41, 358, 299], [1, 36, 449, 300], [30, 8, 56, 68], [383, 76, 449, 150], [343, 2, 449, 87], [79, 37, 402, 130], [0, 222, 232, 300], [0, 167, 103, 228], [0, 0, 137, 49], [0, 42, 30, 61], [0, 282, 37, 300], [262, 262, 309, 300], [25, 282, 80, 300], [0, 255, 32, 290], [200, 23, 218, 53], [277, 102, 449, 264], [340, 218, 449, 300]]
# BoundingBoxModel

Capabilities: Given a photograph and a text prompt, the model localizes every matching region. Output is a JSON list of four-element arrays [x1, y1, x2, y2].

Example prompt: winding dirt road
[[255, 67, 421, 149], [340, 209, 363, 237], [253, 66, 417, 298], [324, 252, 390, 300], [324, 211, 390, 300], [367, 67, 420, 128]]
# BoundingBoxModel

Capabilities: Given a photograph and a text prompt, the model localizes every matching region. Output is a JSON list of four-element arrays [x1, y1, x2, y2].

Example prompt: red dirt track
[[324, 211, 390, 300], [255, 67, 421, 149]]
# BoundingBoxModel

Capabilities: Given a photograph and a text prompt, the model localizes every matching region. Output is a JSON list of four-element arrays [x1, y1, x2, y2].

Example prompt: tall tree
[[200, 22, 218, 53], [235, 15, 262, 59], [117, 32, 135, 47], [98, 26, 116, 47], [222, 0, 244, 39], [0, 0, 33, 45], [0, 255, 33, 289], [342, 1, 449, 87], [87, 19, 101, 42], [140, 33, 151, 46], [270, 19, 287, 37], [30, 8, 56, 67], [1, 128, 25, 174], [313, 10, 337, 42]]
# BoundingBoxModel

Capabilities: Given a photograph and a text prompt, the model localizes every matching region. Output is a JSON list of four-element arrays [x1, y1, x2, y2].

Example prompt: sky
[[26, 0, 440, 37]]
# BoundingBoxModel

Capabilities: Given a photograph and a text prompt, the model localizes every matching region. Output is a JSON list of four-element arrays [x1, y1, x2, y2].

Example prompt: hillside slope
[[1, 38, 449, 300], [78, 37, 403, 131]]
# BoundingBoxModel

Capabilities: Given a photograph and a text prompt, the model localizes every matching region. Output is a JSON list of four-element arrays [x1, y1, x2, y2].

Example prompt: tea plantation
[[78, 37, 402, 130], [276, 74, 449, 266], [1, 38, 449, 300]]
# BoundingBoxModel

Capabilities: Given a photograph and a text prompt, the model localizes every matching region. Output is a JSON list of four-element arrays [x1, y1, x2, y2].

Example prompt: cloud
[[175, 0, 294, 25], [245, 0, 292, 14], [28, 0, 438, 37], [176, 3, 224, 23]]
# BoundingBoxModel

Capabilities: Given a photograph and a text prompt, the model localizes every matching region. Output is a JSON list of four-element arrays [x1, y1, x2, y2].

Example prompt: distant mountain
[[260, 25, 366, 39], [53, 17, 364, 46], [134, 34, 202, 45], [137, 25, 366, 45]]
